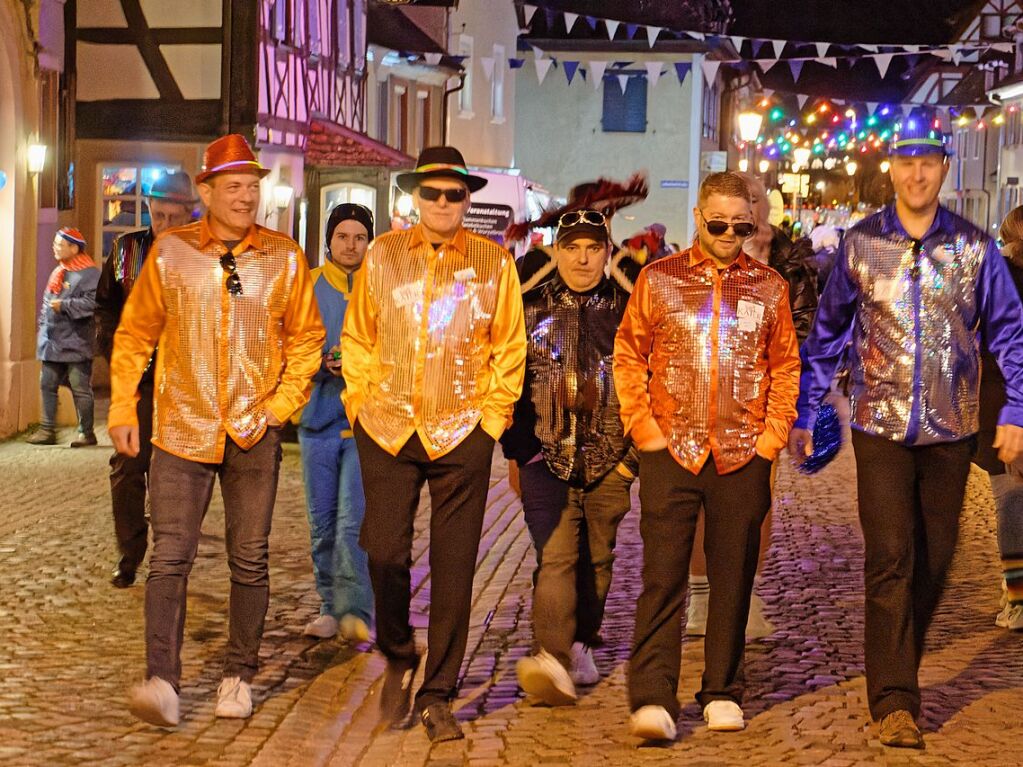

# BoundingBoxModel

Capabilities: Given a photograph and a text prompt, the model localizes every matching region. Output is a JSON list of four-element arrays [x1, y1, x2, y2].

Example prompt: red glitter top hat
[[195, 134, 270, 184]]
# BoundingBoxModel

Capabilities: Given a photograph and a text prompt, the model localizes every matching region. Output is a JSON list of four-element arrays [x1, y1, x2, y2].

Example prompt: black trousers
[[850, 429, 974, 721], [109, 379, 154, 573], [355, 422, 495, 708], [628, 450, 773, 718]]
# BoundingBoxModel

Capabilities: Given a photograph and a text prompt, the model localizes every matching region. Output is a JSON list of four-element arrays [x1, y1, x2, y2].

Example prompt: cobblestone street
[[1, 402, 1022, 766]]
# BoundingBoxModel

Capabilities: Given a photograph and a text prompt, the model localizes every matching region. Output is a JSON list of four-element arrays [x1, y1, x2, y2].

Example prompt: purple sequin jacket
[[796, 204, 1023, 445]]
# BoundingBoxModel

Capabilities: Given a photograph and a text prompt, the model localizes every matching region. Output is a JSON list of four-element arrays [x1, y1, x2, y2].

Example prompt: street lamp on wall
[[846, 161, 858, 176], [27, 143, 47, 174], [273, 183, 294, 211], [738, 110, 764, 175]]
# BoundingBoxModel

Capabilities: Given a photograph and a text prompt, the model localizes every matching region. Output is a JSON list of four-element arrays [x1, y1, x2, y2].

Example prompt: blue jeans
[[39, 360, 94, 434], [991, 472, 1023, 602], [299, 429, 373, 622]]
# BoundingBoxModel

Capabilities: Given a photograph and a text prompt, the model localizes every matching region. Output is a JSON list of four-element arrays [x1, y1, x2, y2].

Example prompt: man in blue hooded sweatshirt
[[298, 203, 376, 642]]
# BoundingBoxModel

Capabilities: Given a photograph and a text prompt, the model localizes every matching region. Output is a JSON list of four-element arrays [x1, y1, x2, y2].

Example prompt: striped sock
[[689, 574, 709, 595]]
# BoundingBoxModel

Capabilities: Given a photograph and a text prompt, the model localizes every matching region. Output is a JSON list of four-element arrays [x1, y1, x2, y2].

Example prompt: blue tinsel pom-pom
[[797, 402, 842, 475]]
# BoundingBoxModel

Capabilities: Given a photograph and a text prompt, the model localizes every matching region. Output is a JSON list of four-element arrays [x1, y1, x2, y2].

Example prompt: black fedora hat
[[396, 146, 487, 194]]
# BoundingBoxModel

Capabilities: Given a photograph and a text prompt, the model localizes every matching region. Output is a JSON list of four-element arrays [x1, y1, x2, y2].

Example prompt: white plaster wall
[[76, 42, 159, 100], [446, 1, 518, 168], [0, 0, 45, 435], [514, 59, 701, 248]]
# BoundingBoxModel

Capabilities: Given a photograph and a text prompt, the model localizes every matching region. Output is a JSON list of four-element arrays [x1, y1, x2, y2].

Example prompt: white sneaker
[[339, 614, 371, 643], [215, 676, 252, 719], [569, 642, 599, 686], [128, 677, 179, 727], [997, 603, 1023, 630], [303, 614, 340, 639], [629, 705, 677, 741], [703, 700, 745, 731], [686, 589, 709, 636], [516, 650, 576, 706], [746, 593, 775, 639]]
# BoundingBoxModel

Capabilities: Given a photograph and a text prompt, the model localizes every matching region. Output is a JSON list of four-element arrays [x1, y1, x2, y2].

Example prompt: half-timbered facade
[[71, 0, 457, 262]]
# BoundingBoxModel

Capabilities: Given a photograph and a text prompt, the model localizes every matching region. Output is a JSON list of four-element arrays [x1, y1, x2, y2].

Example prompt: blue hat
[[890, 108, 949, 157]]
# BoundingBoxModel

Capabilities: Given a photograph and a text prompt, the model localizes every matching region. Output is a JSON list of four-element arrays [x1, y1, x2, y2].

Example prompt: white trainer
[[703, 700, 745, 731], [339, 614, 371, 643], [128, 677, 179, 727], [516, 650, 577, 706], [215, 676, 253, 719], [746, 593, 775, 639], [997, 603, 1023, 630], [303, 614, 340, 639], [569, 642, 599, 686], [685, 590, 708, 636], [629, 705, 677, 741]]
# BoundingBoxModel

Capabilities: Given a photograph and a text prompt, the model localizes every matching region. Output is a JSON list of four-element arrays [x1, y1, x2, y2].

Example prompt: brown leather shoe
[[70, 432, 98, 448], [879, 710, 924, 749]]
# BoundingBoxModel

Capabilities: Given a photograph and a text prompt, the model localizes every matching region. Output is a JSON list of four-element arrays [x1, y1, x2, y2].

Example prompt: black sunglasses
[[418, 185, 468, 203], [220, 252, 243, 296], [699, 211, 755, 239], [558, 209, 607, 228]]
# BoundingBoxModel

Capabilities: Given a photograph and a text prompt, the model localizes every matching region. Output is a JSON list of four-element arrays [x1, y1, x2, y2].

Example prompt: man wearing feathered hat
[[109, 134, 325, 727], [28, 227, 100, 447], [791, 107, 1023, 748], [95, 171, 197, 590], [501, 208, 636, 707], [342, 146, 525, 741]]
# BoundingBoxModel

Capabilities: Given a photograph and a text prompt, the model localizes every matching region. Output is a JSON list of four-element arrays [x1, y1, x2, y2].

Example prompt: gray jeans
[[144, 430, 283, 689], [518, 460, 634, 669]]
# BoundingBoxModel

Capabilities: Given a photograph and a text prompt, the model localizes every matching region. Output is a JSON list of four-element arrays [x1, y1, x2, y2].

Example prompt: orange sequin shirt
[[109, 217, 325, 462], [341, 224, 526, 459], [614, 245, 800, 474]]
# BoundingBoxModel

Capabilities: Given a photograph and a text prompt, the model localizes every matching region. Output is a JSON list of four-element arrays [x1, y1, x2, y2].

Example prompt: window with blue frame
[[602, 74, 647, 133]]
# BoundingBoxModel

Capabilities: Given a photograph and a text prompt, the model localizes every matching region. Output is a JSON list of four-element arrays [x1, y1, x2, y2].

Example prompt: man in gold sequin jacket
[[342, 146, 525, 742], [109, 135, 325, 728]]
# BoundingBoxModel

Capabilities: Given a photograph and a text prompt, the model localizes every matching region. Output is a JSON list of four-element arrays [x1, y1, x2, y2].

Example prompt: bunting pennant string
[[534, 57, 553, 84], [790, 60, 804, 82], [701, 59, 721, 84], [563, 60, 580, 84], [646, 25, 662, 48], [589, 60, 608, 89], [673, 61, 692, 85], [616, 73, 629, 94], [645, 61, 664, 87], [563, 12, 579, 33]]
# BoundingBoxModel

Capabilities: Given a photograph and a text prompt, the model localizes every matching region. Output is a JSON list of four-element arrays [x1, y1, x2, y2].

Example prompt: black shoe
[[26, 430, 57, 445], [420, 702, 464, 742], [70, 433, 98, 448], [379, 655, 419, 727], [111, 567, 136, 588]]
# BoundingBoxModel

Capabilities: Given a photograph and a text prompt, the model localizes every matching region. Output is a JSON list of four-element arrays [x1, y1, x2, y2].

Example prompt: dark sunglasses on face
[[558, 209, 607, 228], [418, 185, 468, 203], [220, 252, 243, 296], [700, 211, 755, 239]]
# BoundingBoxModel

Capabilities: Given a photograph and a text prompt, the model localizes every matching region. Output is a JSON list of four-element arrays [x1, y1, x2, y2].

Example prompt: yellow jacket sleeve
[[108, 244, 166, 429], [754, 285, 801, 460], [613, 269, 664, 448], [480, 256, 527, 440], [265, 250, 326, 424], [340, 249, 378, 425]]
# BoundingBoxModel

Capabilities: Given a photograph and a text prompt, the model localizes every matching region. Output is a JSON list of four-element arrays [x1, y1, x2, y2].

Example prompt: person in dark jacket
[[502, 209, 635, 707], [94, 172, 196, 588], [768, 229, 819, 344], [28, 227, 100, 447], [978, 205, 1023, 630]]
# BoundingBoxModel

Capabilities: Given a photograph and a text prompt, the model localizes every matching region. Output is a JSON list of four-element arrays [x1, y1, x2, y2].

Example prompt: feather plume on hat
[[505, 173, 648, 244]]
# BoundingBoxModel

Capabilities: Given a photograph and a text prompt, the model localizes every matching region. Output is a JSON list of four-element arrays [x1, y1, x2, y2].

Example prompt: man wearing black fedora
[[342, 146, 526, 741], [96, 171, 197, 590]]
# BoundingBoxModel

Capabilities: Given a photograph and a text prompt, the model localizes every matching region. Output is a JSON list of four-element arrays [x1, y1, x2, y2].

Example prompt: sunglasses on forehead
[[558, 209, 607, 227], [699, 211, 755, 239], [418, 185, 468, 203]]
